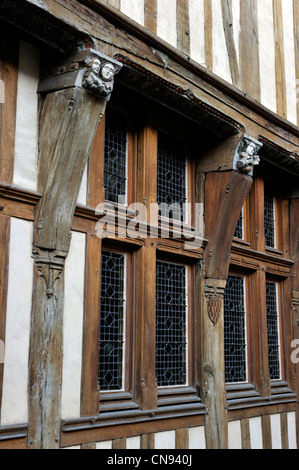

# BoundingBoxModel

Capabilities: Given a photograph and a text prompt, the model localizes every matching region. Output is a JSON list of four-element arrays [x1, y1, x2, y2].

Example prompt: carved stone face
[[92, 59, 101, 75], [101, 63, 115, 81], [245, 142, 257, 156]]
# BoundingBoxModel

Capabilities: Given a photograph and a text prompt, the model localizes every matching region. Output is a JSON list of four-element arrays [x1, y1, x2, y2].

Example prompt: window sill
[[226, 381, 297, 412]]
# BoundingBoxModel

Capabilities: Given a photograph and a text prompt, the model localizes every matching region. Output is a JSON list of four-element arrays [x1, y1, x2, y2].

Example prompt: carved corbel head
[[38, 49, 122, 100], [234, 136, 263, 175], [82, 54, 120, 100]]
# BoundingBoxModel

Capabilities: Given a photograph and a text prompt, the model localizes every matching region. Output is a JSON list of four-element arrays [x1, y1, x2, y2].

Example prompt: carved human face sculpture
[[246, 142, 257, 156], [92, 59, 101, 75], [101, 63, 115, 81]]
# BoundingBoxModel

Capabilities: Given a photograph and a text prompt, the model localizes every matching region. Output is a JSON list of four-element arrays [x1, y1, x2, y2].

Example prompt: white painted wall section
[[281, 0, 297, 125], [228, 420, 242, 449], [61, 231, 86, 419], [287, 412, 297, 449], [155, 430, 176, 449], [157, 0, 177, 48], [189, 0, 205, 67], [0, 218, 33, 425], [77, 166, 87, 206], [189, 426, 206, 449], [257, 0, 276, 113], [121, 0, 144, 26], [96, 440, 113, 449], [249, 416, 263, 449], [270, 414, 282, 449], [126, 436, 141, 449], [211, 0, 232, 84], [13, 41, 39, 191]]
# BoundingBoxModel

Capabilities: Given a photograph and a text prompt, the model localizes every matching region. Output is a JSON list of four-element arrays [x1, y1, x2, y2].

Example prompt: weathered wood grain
[[177, 0, 190, 56], [273, 0, 287, 118], [0, 23, 19, 184], [239, 0, 260, 101], [221, 0, 240, 88], [0, 215, 10, 420], [144, 0, 157, 34]]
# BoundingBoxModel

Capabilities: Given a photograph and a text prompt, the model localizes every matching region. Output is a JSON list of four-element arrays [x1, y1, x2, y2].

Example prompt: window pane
[[104, 110, 127, 203], [156, 261, 187, 387], [266, 281, 281, 380], [264, 183, 276, 248], [157, 132, 187, 221], [98, 251, 125, 391], [234, 208, 244, 239], [224, 275, 247, 383]]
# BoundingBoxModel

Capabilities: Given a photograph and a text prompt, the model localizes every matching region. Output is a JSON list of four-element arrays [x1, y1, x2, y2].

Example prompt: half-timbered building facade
[[0, 0, 298, 450]]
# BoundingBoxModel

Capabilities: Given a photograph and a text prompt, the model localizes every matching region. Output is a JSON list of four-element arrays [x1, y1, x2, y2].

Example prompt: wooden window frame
[[98, 242, 136, 412], [155, 253, 196, 406]]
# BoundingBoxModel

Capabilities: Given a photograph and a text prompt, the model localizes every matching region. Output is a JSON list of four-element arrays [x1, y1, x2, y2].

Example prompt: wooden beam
[[239, 0, 260, 101], [175, 428, 189, 449], [0, 23, 19, 184], [261, 414, 272, 449], [204, 170, 253, 279], [240, 418, 251, 449], [0, 215, 10, 420], [106, 0, 120, 9], [27, 49, 122, 449], [80, 234, 102, 417], [273, 0, 287, 118], [177, 0, 190, 56], [221, 0, 240, 88], [144, 0, 157, 35], [204, 0, 213, 71]]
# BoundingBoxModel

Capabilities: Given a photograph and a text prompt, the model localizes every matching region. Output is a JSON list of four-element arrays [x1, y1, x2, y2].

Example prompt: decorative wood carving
[[28, 47, 122, 449], [204, 279, 226, 326], [234, 135, 263, 175]]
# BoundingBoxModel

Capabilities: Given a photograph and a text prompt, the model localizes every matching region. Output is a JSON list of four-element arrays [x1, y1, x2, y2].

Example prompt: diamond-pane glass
[[156, 261, 187, 387], [104, 110, 127, 203], [266, 281, 281, 380], [224, 275, 247, 383], [157, 132, 187, 221], [98, 251, 125, 391]]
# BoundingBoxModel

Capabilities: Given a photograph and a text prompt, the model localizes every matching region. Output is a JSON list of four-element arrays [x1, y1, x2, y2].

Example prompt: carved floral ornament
[[235, 136, 263, 175]]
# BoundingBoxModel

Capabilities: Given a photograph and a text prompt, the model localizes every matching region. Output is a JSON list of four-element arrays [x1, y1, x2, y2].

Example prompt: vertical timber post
[[27, 47, 122, 449]]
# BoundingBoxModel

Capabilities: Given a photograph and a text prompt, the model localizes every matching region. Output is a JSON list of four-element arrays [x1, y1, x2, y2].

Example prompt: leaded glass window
[[224, 275, 247, 383], [157, 132, 187, 222], [264, 183, 276, 248], [156, 261, 187, 387], [98, 251, 126, 391], [266, 281, 281, 380], [104, 110, 128, 203]]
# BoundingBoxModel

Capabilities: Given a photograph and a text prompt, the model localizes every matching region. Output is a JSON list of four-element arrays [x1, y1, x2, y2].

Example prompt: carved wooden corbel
[[234, 135, 263, 175], [28, 48, 122, 449]]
